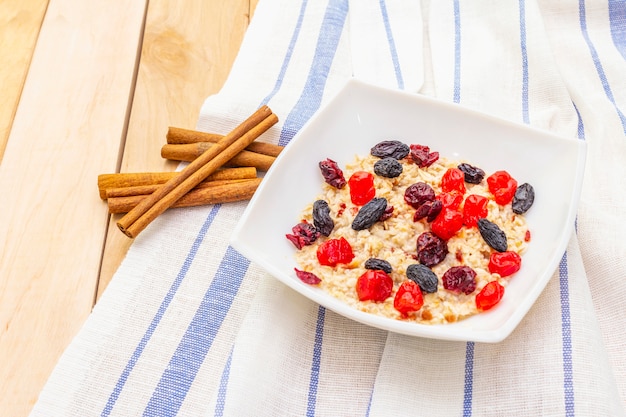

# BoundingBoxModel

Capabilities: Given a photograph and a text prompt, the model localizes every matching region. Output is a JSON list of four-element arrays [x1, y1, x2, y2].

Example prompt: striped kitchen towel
[[31, 0, 626, 416]]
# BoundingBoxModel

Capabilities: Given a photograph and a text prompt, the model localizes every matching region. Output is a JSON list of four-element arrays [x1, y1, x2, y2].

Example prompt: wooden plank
[[0, 0, 148, 415], [0, 0, 49, 162], [97, 0, 258, 299]]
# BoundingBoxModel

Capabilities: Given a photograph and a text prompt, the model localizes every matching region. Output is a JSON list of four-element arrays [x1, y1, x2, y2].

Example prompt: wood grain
[[0, 0, 148, 415], [0, 0, 49, 162], [97, 0, 258, 299]]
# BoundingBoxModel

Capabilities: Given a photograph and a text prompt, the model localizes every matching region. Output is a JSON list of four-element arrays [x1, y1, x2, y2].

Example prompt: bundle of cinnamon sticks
[[98, 105, 283, 238]]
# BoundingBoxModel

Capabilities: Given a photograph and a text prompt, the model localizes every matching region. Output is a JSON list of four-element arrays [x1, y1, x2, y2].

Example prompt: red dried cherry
[[488, 251, 521, 277], [476, 281, 505, 311], [441, 168, 466, 194], [348, 171, 375, 206], [436, 191, 463, 210], [356, 270, 393, 302], [393, 281, 424, 316], [487, 170, 518, 205], [462, 194, 488, 227], [431, 208, 464, 240], [316, 237, 355, 267]]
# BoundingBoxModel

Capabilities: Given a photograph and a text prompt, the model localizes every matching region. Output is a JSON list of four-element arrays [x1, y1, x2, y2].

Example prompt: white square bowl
[[230, 79, 586, 343]]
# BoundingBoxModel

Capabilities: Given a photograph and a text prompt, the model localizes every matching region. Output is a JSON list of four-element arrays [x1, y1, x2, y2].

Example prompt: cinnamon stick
[[167, 126, 284, 157], [117, 105, 278, 238], [98, 167, 256, 199], [161, 143, 276, 171], [105, 178, 252, 199], [108, 178, 262, 214]]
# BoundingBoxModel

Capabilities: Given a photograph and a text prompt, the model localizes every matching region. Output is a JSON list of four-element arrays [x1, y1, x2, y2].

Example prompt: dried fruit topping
[[431, 208, 464, 240], [348, 171, 376, 206], [436, 191, 463, 210], [316, 237, 355, 266], [413, 199, 443, 222], [370, 140, 410, 160], [488, 251, 521, 277], [404, 182, 435, 209], [442, 266, 477, 294], [294, 268, 321, 285], [477, 218, 508, 252], [476, 281, 505, 311], [394, 281, 424, 316], [406, 264, 439, 293], [409, 144, 439, 167], [286, 222, 320, 249], [457, 163, 485, 184], [462, 194, 489, 227], [364, 258, 393, 274], [487, 170, 518, 205], [319, 158, 347, 189], [356, 270, 393, 302], [441, 168, 466, 194], [312, 200, 334, 236], [512, 183, 535, 214], [416, 232, 448, 267], [352, 197, 388, 230], [379, 205, 394, 221], [374, 157, 403, 178]]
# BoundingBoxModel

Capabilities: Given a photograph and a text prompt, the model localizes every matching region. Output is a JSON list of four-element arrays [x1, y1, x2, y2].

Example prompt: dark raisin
[[404, 182, 435, 209], [457, 163, 485, 184], [286, 222, 320, 249], [477, 218, 508, 252], [406, 264, 438, 293], [512, 183, 535, 214], [294, 268, 321, 285], [416, 232, 448, 266], [442, 266, 477, 294], [413, 200, 443, 223], [312, 200, 334, 236], [409, 144, 439, 167], [370, 140, 410, 159], [319, 158, 346, 188], [373, 157, 403, 178], [352, 198, 388, 230], [365, 258, 393, 274]]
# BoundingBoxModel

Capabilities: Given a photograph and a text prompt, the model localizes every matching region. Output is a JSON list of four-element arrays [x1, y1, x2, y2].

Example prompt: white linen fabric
[[31, 0, 626, 416]]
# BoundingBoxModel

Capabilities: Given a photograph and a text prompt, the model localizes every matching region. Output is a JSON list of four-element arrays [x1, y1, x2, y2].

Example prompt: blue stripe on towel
[[213, 348, 233, 417], [278, 0, 349, 147], [608, 0, 626, 61], [462, 342, 475, 417], [559, 254, 575, 417], [143, 247, 249, 416], [579, 0, 626, 133], [101, 205, 222, 417], [379, 0, 404, 89], [306, 306, 326, 417]]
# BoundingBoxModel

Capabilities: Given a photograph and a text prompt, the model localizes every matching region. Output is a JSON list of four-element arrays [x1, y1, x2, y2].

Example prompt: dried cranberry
[[458, 163, 485, 184], [431, 208, 464, 240], [294, 268, 321, 285], [416, 232, 448, 267], [476, 281, 505, 311], [409, 144, 439, 167], [393, 281, 424, 316], [413, 199, 443, 222], [370, 140, 410, 159], [379, 205, 394, 221], [404, 182, 435, 209], [441, 168, 466, 194], [487, 170, 518, 205], [319, 158, 347, 189], [442, 266, 477, 294], [488, 251, 521, 277], [462, 194, 488, 227], [316, 237, 355, 266], [348, 171, 375, 206], [356, 270, 393, 302], [286, 222, 320, 249]]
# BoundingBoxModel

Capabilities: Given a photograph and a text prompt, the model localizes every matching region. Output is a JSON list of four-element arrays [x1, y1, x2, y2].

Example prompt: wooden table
[[0, 1, 258, 415]]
